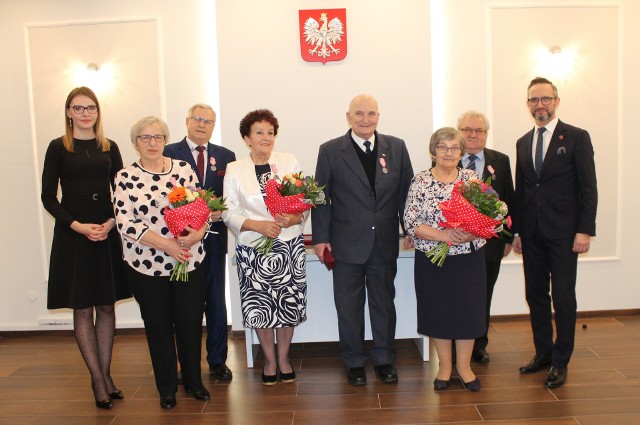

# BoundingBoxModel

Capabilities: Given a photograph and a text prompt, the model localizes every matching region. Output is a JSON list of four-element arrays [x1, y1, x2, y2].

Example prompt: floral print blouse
[[404, 168, 486, 255]]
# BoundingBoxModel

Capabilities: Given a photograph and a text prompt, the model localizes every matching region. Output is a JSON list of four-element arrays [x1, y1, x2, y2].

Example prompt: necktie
[[196, 145, 206, 181], [466, 154, 477, 171], [535, 127, 546, 175], [363, 140, 372, 154]]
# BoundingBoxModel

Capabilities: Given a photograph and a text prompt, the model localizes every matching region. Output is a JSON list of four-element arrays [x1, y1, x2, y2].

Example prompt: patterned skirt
[[235, 235, 307, 328]]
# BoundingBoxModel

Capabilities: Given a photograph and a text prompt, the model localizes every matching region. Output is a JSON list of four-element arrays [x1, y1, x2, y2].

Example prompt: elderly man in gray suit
[[312, 94, 414, 386]]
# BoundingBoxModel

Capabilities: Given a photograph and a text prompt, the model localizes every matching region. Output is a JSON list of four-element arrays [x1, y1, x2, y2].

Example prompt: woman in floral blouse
[[403, 127, 486, 392]]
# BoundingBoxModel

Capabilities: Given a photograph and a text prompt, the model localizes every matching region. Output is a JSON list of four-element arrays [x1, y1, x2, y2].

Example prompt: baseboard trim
[[2, 309, 638, 337]]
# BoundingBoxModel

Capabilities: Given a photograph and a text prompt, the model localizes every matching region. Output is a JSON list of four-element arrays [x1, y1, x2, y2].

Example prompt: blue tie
[[467, 154, 477, 171]]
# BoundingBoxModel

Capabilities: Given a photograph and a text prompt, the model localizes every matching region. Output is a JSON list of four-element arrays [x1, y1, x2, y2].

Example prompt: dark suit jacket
[[513, 120, 597, 239], [459, 148, 515, 263], [164, 138, 236, 255], [312, 130, 414, 264]]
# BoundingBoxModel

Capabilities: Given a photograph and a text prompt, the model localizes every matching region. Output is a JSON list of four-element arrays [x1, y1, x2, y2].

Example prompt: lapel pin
[[210, 157, 217, 172]]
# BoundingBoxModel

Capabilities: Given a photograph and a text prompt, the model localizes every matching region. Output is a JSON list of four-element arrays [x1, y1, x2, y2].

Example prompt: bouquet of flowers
[[427, 177, 511, 267], [253, 172, 326, 255], [162, 185, 227, 281]]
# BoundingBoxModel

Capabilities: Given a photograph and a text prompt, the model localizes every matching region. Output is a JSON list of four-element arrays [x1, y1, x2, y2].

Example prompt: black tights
[[73, 305, 118, 401]]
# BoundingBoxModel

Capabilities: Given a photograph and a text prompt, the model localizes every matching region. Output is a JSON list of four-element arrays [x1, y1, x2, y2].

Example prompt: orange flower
[[168, 187, 186, 203]]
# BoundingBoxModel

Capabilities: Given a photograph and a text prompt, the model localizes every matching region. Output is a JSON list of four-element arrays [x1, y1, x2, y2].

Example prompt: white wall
[[1, 0, 638, 331]]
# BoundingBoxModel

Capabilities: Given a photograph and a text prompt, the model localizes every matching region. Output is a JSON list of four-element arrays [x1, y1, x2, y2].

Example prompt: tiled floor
[[1, 314, 639, 424]]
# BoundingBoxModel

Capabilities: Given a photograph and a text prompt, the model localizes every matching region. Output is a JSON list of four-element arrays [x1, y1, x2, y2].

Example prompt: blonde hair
[[63, 87, 110, 152]]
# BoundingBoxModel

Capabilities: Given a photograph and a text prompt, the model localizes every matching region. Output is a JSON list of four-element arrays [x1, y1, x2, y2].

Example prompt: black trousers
[[332, 242, 398, 368], [126, 264, 206, 397], [522, 233, 578, 368]]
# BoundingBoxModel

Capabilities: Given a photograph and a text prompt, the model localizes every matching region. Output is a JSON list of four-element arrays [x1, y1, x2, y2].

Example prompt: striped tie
[[466, 154, 477, 171]]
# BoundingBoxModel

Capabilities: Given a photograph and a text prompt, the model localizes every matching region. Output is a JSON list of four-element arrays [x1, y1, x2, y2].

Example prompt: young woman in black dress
[[41, 87, 131, 409]]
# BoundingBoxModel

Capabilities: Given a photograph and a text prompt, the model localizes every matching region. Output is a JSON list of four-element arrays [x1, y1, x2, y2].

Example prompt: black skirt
[[414, 248, 486, 340], [47, 219, 130, 310]]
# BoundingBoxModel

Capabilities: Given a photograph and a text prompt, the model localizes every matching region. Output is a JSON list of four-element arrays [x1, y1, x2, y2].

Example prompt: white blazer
[[222, 152, 307, 246]]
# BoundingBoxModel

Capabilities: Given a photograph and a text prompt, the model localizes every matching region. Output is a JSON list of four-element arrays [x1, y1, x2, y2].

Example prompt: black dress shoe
[[262, 372, 278, 386], [109, 389, 124, 400], [160, 394, 176, 410], [347, 367, 367, 386], [185, 384, 211, 400], [210, 363, 233, 381], [95, 398, 113, 409], [279, 368, 296, 383], [461, 377, 481, 392], [433, 378, 450, 390], [472, 348, 490, 363], [519, 354, 552, 373], [374, 364, 398, 384], [545, 366, 568, 388]]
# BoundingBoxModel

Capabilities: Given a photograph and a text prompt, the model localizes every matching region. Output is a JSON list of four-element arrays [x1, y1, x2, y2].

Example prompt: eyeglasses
[[190, 116, 215, 126], [460, 128, 486, 135], [137, 134, 166, 144], [70, 105, 98, 114], [527, 97, 556, 106], [435, 145, 463, 154]]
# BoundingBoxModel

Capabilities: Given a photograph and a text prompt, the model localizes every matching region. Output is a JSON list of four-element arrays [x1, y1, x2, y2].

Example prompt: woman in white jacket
[[223, 109, 307, 385]]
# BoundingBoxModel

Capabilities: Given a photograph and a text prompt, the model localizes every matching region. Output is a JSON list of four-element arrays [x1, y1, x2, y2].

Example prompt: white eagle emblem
[[303, 13, 344, 59]]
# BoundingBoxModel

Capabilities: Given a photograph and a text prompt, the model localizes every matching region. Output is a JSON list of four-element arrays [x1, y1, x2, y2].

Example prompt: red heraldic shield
[[299, 9, 347, 64]]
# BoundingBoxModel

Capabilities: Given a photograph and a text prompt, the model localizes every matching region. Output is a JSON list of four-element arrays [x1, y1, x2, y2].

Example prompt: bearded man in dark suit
[[457, 111, 515, 364], [164, 104, 236, 381], [512, 77, 598, 389], [312, 94, 414, 386]]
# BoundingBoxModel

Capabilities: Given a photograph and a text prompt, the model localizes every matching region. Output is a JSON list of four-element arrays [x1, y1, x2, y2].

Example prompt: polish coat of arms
[[299, 9, 347, 64]]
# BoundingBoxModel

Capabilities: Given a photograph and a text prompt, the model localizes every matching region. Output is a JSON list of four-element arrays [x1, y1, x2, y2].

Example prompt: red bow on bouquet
[[163, 186, 227, 281], [426, 179, 511, 267], [264, 179, 311, 217], [439, 188, 502, 238], [253, 173, 326, 255], [164, 197, 210, 238]]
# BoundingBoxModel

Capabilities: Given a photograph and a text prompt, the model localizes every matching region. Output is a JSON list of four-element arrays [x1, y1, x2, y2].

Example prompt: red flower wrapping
[[264, 179, 312, 217], [439, 188, 502, 239], [164, 197, 210, 237]]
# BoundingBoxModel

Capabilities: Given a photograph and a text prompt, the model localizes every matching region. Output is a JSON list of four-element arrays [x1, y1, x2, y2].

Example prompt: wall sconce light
[[534, 44, 577, 80], [72, 62, 114, 94], [549, 45, 562, 55]]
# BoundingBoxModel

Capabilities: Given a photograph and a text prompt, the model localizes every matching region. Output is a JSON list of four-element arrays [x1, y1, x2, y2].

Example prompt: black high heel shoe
[[433, 378, 450, 390], [95, 398, 113, 409], [91, 381, 113, 409], [460, 377, 481, 391], [109, 389, 124, 400]]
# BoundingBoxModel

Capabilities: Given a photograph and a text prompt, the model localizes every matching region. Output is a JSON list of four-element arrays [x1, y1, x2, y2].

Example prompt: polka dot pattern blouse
[[113, 159, 205, 277]]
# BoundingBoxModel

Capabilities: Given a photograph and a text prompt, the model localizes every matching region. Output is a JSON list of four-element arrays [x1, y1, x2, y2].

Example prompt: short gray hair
[[187, 103, 216, 119], [130, 116, 170, 145], [428, 127, 466, 157], [457, 110, 490, 131]]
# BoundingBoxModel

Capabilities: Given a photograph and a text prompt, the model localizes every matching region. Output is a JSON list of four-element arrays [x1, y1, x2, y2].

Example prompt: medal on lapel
[[379, 155, 388, 174], [210, 157, 216, 172]]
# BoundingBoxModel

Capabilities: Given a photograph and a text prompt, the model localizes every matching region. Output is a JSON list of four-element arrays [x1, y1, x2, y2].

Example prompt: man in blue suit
[[312, 94, 414, 386], [512, 78, 597, 388], [164, 104, 236, 381]]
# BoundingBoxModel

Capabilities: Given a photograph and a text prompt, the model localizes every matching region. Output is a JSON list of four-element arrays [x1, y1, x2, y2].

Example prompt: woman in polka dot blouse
[[113, 116, 210, 409]]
